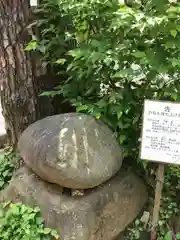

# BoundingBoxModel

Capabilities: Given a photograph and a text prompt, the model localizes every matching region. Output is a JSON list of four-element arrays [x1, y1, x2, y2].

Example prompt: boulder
[[0, 167, 148, 240], [18, 113, 122, 189], [115, 233, 124, 240]]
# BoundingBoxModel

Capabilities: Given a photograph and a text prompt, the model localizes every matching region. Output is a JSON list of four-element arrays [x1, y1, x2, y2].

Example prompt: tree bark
[[0, 0, 48, 149]]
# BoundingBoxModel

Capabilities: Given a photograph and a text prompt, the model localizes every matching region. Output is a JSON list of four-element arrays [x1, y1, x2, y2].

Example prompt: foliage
[[0, 149, 15, 190], [25, 0, 75, 69], [27, 0, 180, 159], [124, 165, 180, 239], [157, 166, 180, 240], [0, 201, 59, 240], [124, 217, 145, 240], [0, 150, 59, 240]]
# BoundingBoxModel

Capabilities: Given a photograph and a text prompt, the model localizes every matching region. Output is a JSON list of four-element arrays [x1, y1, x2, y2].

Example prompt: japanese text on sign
[[140, 100, 180, 164]]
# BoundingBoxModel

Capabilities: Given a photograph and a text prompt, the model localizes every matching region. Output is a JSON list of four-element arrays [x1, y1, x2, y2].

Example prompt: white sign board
[[30, 0, 37, 6], [140, 100, 180, 164]]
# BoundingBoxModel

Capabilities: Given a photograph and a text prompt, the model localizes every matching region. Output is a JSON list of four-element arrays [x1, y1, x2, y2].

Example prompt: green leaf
[[0, 181, 4, 187], [77, 105, 88, 112], [112, 69, 128, 78], [142, 160, 148, 169], [117, 111, 123, 120], [135, 219, 140, 226], [176, 233, 180, 239], [171, 92, 178, 100], [170, 30, 177, 38], [39, 90, 63, 97], [2, 170, 9, 177], [10, 204, 20, 215], [119, 135, 126, 144], [54, 58, 67, 65], [24, 41, 37, 51], [36, 216, 44, 225], [3, 201, 11, 208], [50, 230, 59, 239], [34, 206, 40, 212], [171, 59, 180, 67], [132, 51, 146, 58], [43, 228, 51, 234], [165, 231, 172, 240], [165, 41, 175, 49], [39, 92, 51, 97], [95, 113, 101, 119]]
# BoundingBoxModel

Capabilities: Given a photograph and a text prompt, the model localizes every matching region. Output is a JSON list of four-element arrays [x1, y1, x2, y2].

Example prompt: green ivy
[[0, 149, 15, 190], [0, 202, 59, 240], [0, 150, 59, 240]]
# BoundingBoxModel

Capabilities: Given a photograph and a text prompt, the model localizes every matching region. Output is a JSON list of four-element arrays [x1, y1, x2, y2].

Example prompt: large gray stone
[[0, 167, 147, 240], [18, 113, 122, 189]]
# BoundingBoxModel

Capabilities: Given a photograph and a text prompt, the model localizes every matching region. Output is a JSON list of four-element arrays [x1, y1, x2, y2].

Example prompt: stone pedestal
[[0, 167, 147, 240]]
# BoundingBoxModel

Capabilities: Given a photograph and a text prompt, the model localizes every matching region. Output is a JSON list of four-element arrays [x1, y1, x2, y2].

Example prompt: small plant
[[124, 218, 144, 240], [157, 166, 180, 240], [158, 197, 178, 240], [0, 150, 59, 239], [0, 201, 59, 240], [0, 149, 15, 190]]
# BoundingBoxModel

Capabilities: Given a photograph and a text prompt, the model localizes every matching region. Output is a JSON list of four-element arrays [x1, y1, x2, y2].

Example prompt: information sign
[[30, 0, 38, 6], [140, 99, 180, 164], [140, 99, 180, 239]]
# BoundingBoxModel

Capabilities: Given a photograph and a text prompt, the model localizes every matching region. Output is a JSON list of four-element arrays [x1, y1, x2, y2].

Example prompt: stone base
[[115, 232, 124, 240], [0, 167, 147, 240]]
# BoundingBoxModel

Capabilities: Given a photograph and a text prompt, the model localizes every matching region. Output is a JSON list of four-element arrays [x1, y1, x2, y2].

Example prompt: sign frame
[[140, 99, 180, 165], [30, 0, 38, 7]]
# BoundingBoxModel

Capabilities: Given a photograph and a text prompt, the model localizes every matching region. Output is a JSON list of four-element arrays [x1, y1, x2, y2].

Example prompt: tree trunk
[[0, 0, 49, 149]]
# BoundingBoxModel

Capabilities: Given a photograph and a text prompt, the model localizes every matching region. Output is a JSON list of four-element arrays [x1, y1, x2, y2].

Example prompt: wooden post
[[151, 164, 165, 240]]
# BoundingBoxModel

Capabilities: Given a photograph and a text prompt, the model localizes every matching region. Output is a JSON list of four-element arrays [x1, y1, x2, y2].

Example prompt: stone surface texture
[[18, 113, 122, 189], [0, 167, 148, 240], [115, 233, 124, 240]]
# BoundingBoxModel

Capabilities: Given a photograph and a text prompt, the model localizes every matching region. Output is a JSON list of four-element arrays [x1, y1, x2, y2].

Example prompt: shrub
[[0, 202, 59, 240], [28, 0, 180, 159]]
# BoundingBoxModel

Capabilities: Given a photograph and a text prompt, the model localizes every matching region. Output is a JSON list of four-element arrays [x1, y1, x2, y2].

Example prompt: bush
[[28, 0, 180, 160], [0, 201, 59, 240]]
